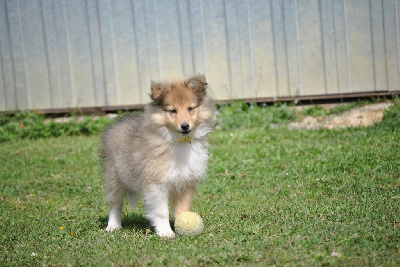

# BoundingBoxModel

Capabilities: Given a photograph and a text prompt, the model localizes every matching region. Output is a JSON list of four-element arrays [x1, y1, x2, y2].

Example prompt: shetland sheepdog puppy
[[102, 74, 215, 237]]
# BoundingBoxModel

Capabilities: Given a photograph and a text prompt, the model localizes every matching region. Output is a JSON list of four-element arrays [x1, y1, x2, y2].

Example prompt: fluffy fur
[[102, 75, 215, 237]]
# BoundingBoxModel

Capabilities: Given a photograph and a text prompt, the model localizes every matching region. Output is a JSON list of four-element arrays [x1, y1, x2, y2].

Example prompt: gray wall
[[0, 0, 399, 112]]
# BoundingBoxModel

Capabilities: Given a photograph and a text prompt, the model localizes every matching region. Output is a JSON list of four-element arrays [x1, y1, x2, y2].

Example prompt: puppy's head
[[149, 75, 208, 135]]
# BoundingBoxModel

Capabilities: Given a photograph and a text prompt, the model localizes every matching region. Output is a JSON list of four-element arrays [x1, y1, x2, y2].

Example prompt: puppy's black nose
[[181, 123, 190, 131]]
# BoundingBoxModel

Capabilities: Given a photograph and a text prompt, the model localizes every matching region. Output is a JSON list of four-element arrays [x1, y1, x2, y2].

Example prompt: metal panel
[[333, 0, 350, 93], [41, 0, 62, 108], [284, 0, 303, 96], [237, 0, 257, 99], [87, 0, 106, 106], [203, 0, 230, 100], [177, 0, 195, 76], [52, 0, 73, 108], [0, 0, 14, 110], [383, 0, 400, 91], [0, 0, 399, 112], [347, 0, 375, 92], [370, 0, 386, 91], [6, 0, 29, 110], [298, 0, 326, 95], [131, 0, 150, 93], [112, 0, 142, 105], [320, 0, 338, 95], [21, 0, 52, 108], [188, 0, 207, 78], [249, 0, 277, 98]]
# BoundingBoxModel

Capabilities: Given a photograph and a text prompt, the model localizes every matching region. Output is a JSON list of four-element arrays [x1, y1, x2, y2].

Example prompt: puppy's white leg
[[106, 186, 125, 232], [142, 184, 175, 238], [107, 205, 122, 232]]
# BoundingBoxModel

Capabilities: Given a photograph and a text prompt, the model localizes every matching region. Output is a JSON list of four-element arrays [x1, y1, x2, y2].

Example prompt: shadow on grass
[[98, 213, 176, 234]]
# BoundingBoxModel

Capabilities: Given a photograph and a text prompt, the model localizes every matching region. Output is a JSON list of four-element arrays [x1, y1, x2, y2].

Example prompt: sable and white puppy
[[102, 75, 215, 237]]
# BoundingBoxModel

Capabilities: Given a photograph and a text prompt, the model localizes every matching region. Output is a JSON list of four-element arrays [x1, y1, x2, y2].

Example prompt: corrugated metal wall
[[0, 0, 399, 112]]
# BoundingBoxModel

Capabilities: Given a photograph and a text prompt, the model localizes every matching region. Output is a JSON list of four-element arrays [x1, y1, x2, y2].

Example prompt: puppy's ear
[[186, 74, 208, 97], [150, 81, 169, 100]]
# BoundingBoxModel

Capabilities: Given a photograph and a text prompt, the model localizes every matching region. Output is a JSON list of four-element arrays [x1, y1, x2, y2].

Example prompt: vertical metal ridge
[[200, 0, 208, 78], [95, 0, 108, 105], [109, 0, 119, 103], [332, 0, 340, 93], [4, 0, 18, 109], [343, 0, 353, 92], [319, 0, 327, 94], [39, 0, 53, 108], [331, 0, 339, 93], [0, 8, 6, 107], [381, 0, 389, 91], [0, 34, 5, 105], [187, 0, 196, 74], [235, 0, 244, 97], [143, 0, 151, 80], [270, 0, 280, 97], [85, 0, 97, 105], [154, 0, 163, 78], [396, 0, 400, 87], [16, 0, 29, 109], [282, 0, 291, 96], [176, 0, 184, 75], [246, 0, 256, 97], [368, 0, 377, 91], [50, 1, 63, 106], [63, 0, 75, 106], [223, 0, 233, 97], [294, 0, 304, 96], [130, 0, 143, 102], [0, 50, 4, 106]]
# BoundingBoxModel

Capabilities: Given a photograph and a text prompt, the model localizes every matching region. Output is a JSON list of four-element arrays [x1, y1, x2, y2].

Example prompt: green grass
[[1, 101, 399, 266], [216, 101, 296, 130], [0, 110, 110, 143]]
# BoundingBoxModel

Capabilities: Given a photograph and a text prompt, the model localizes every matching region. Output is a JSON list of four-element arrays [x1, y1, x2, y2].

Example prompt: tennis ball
[[174, 211, 204, 236]]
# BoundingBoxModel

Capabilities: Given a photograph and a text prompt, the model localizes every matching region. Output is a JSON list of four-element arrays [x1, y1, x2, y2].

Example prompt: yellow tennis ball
[[174, 211, 204, 236]]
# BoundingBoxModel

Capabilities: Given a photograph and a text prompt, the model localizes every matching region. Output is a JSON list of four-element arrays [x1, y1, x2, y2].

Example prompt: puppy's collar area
[[178, 135, 193, 143]]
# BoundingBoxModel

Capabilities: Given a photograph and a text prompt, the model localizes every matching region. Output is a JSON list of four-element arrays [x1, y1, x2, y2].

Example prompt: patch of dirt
[[289, 102, 393, 130]]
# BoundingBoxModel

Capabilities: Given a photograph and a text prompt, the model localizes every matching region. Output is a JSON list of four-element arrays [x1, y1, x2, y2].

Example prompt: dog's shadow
[[99, 214, 175, 234]]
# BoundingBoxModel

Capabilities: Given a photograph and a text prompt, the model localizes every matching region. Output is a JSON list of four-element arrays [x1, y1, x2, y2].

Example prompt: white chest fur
[[164, 140, 209, 189]]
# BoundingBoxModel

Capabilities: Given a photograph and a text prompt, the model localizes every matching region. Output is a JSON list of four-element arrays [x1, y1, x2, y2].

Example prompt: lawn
[[1, 102, 399, 266]]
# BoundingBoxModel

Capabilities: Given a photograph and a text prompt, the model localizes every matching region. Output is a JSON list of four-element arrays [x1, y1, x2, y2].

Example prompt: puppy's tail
[[127, 191, 139, 210]]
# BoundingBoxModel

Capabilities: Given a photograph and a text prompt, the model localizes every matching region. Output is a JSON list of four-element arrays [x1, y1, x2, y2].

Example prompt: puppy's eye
[[170, 110, 177, 114], [188, 107, 194, 112]]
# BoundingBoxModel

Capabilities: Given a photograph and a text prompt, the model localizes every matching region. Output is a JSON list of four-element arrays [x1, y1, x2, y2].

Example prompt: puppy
[[102, 75, 215, 237]]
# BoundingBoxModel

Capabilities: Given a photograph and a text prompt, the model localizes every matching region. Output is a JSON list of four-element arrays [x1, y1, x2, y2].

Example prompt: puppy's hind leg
[[106, 178, 125, 232]]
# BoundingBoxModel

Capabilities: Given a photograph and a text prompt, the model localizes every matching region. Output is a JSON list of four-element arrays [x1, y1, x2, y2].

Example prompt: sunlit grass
[[1, 101, 399, 266]]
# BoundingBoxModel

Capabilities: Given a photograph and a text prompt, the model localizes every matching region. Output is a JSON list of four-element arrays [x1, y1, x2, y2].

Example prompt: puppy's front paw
[[155, 224, 175, 238], [157, 230, 176, 239], [106, 224, 122, 232]]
